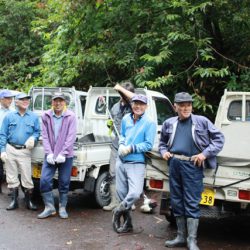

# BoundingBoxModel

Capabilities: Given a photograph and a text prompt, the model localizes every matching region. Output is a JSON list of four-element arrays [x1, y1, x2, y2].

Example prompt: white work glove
[[47, 154, 55, 165], [55, 154, 66, 164], [25, 136, 35, 150], [118, 145, 132, 157], [1, 152, 7, 163]]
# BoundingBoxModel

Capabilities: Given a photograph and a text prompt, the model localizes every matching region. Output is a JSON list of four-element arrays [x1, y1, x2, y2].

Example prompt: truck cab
[[29, 86, 174, 207], [146, 90, 250, 222]]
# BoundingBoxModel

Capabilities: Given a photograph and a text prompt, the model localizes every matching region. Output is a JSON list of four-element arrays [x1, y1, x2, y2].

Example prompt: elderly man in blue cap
[[0, 90, 16, 193], [0, 92, 40, 210], [159, 92, 224, 250], [112, 94, 156, 233]]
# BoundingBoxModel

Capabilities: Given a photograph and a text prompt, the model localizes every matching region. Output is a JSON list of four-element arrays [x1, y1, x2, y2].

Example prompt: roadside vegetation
[[0, 0, 249, 119]]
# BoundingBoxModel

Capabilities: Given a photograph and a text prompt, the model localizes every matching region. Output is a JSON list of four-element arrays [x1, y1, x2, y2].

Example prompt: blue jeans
[[169, 157, 204, 218], [40, 157, 73, 194]]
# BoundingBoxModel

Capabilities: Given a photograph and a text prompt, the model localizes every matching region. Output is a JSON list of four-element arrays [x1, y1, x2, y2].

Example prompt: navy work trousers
[[169, 157, 204, 218], [40, 157, 73, 194]]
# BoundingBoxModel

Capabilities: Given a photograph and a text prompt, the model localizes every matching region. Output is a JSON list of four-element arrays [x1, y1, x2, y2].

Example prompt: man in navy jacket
[[159, 92, 224, 250]]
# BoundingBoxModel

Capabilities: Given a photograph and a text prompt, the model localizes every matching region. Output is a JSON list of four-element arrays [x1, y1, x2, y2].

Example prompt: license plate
[[200, 188, 215, 206], [32, 165, 41, 178]]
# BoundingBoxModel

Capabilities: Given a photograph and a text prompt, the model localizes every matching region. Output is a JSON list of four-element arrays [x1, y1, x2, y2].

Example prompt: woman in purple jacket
[[38, 92, 77, 219]]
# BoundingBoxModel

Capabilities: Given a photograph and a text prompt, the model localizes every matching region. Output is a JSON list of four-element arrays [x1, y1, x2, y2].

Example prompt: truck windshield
[[33, 92, 74, 111], [154, 97, 175, 125], [228, 100, 250, 121], [95, 96, 120, 114]]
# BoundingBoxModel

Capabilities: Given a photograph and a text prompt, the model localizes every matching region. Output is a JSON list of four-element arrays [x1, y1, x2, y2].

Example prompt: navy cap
[[15, 93, 31, 100], [131, 94, 148, 104], [174, 92, 193, 103], [52, 92, 66, 101], [0, 90, 15, 99]]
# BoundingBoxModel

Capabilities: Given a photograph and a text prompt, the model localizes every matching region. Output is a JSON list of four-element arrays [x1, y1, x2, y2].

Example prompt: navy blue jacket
[[159, 114, 225, 168]]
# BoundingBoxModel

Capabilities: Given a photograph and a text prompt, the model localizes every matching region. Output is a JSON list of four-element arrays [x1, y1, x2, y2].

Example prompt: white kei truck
[[29, 86, 175, 207], [145, 90, 250, 222]]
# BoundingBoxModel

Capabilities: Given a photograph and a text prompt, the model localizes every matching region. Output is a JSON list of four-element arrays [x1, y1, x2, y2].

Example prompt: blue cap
[[0, 89, 15, 99], [15, 93, 31, 100], [131, 94, 148, 104]]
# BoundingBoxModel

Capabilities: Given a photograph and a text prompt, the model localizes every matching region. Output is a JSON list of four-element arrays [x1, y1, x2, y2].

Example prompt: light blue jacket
[[119, 113, 156, 163], [0, 110, 40, 152], [159, 114, 225, 169]]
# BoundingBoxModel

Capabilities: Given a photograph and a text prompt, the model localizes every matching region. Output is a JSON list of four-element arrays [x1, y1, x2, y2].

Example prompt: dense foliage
[[0, 0, 46, 91], [0, 0, 249, 118]]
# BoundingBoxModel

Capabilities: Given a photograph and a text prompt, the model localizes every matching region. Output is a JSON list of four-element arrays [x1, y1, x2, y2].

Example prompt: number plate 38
[[200, 188, 215, 206]]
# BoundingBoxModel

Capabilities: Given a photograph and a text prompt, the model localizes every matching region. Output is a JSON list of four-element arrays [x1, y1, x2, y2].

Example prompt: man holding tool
[[103, 82, 135, 211]]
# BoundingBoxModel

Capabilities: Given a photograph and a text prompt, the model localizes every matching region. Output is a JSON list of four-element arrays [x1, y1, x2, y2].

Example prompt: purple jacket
[[42, 109, 77, 158], [159, 114, 225, 169]]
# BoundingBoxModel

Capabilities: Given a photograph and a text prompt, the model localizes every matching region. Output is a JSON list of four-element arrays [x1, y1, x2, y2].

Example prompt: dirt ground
[[0, 184, 250, 250]]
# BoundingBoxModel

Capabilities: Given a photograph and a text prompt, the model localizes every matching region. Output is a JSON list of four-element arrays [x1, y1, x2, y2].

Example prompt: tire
[[94, 171, 111, 207], [165, 198, 176, 225], [32, 178, 41, 200]]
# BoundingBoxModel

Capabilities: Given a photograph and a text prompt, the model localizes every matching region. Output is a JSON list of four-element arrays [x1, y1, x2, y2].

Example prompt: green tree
[[0, 0, 46, 91], [0, 0, 249, 118], [33, 0, 249, 118]]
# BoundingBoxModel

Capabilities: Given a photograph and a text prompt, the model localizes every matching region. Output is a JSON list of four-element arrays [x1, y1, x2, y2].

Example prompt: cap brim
[[52, 97, 66, 100], [16, 96, 31, 100], [175, 100, 193, 103], [1, 95, 15, 98], [132, 99, 147, 104]]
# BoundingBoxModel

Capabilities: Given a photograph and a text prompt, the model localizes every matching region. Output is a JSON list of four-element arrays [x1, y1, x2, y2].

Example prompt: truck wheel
[[165, 198, 176, 225], [94, 171, 111, 207], [32, 178, 41, 200]]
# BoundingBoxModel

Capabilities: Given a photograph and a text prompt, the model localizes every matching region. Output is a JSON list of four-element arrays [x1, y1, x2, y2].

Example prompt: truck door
[[151, 96, 175, 149]]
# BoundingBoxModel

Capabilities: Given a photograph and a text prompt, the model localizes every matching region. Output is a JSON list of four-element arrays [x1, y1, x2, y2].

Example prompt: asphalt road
[[0, 184, 250, 250]]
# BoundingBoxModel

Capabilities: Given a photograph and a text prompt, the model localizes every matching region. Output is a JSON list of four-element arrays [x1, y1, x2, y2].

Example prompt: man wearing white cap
[[0, 92, 40, 210], [0, 89, 15, 193], [112, 94, 156, 233]]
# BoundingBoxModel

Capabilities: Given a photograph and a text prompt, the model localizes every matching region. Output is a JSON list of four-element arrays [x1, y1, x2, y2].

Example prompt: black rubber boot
[[0, 159, 3, 194], [117, 210, 133, 233], [6, 188, 19, 210], [187, 218, 199, 250], [24, 189, 37, 211], [165, 216, 187, 247], [112, 203, 126, 233]]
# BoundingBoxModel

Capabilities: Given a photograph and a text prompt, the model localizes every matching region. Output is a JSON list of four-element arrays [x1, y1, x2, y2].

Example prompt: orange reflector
[[71, 166, 78, 177], [149, 179, 163, 189], [239, 190, 250, 200]]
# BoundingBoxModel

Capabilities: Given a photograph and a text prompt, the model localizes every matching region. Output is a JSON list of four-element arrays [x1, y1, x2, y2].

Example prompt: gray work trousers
[[115, 157, 145, 209], [109, 144, 118, 178]]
